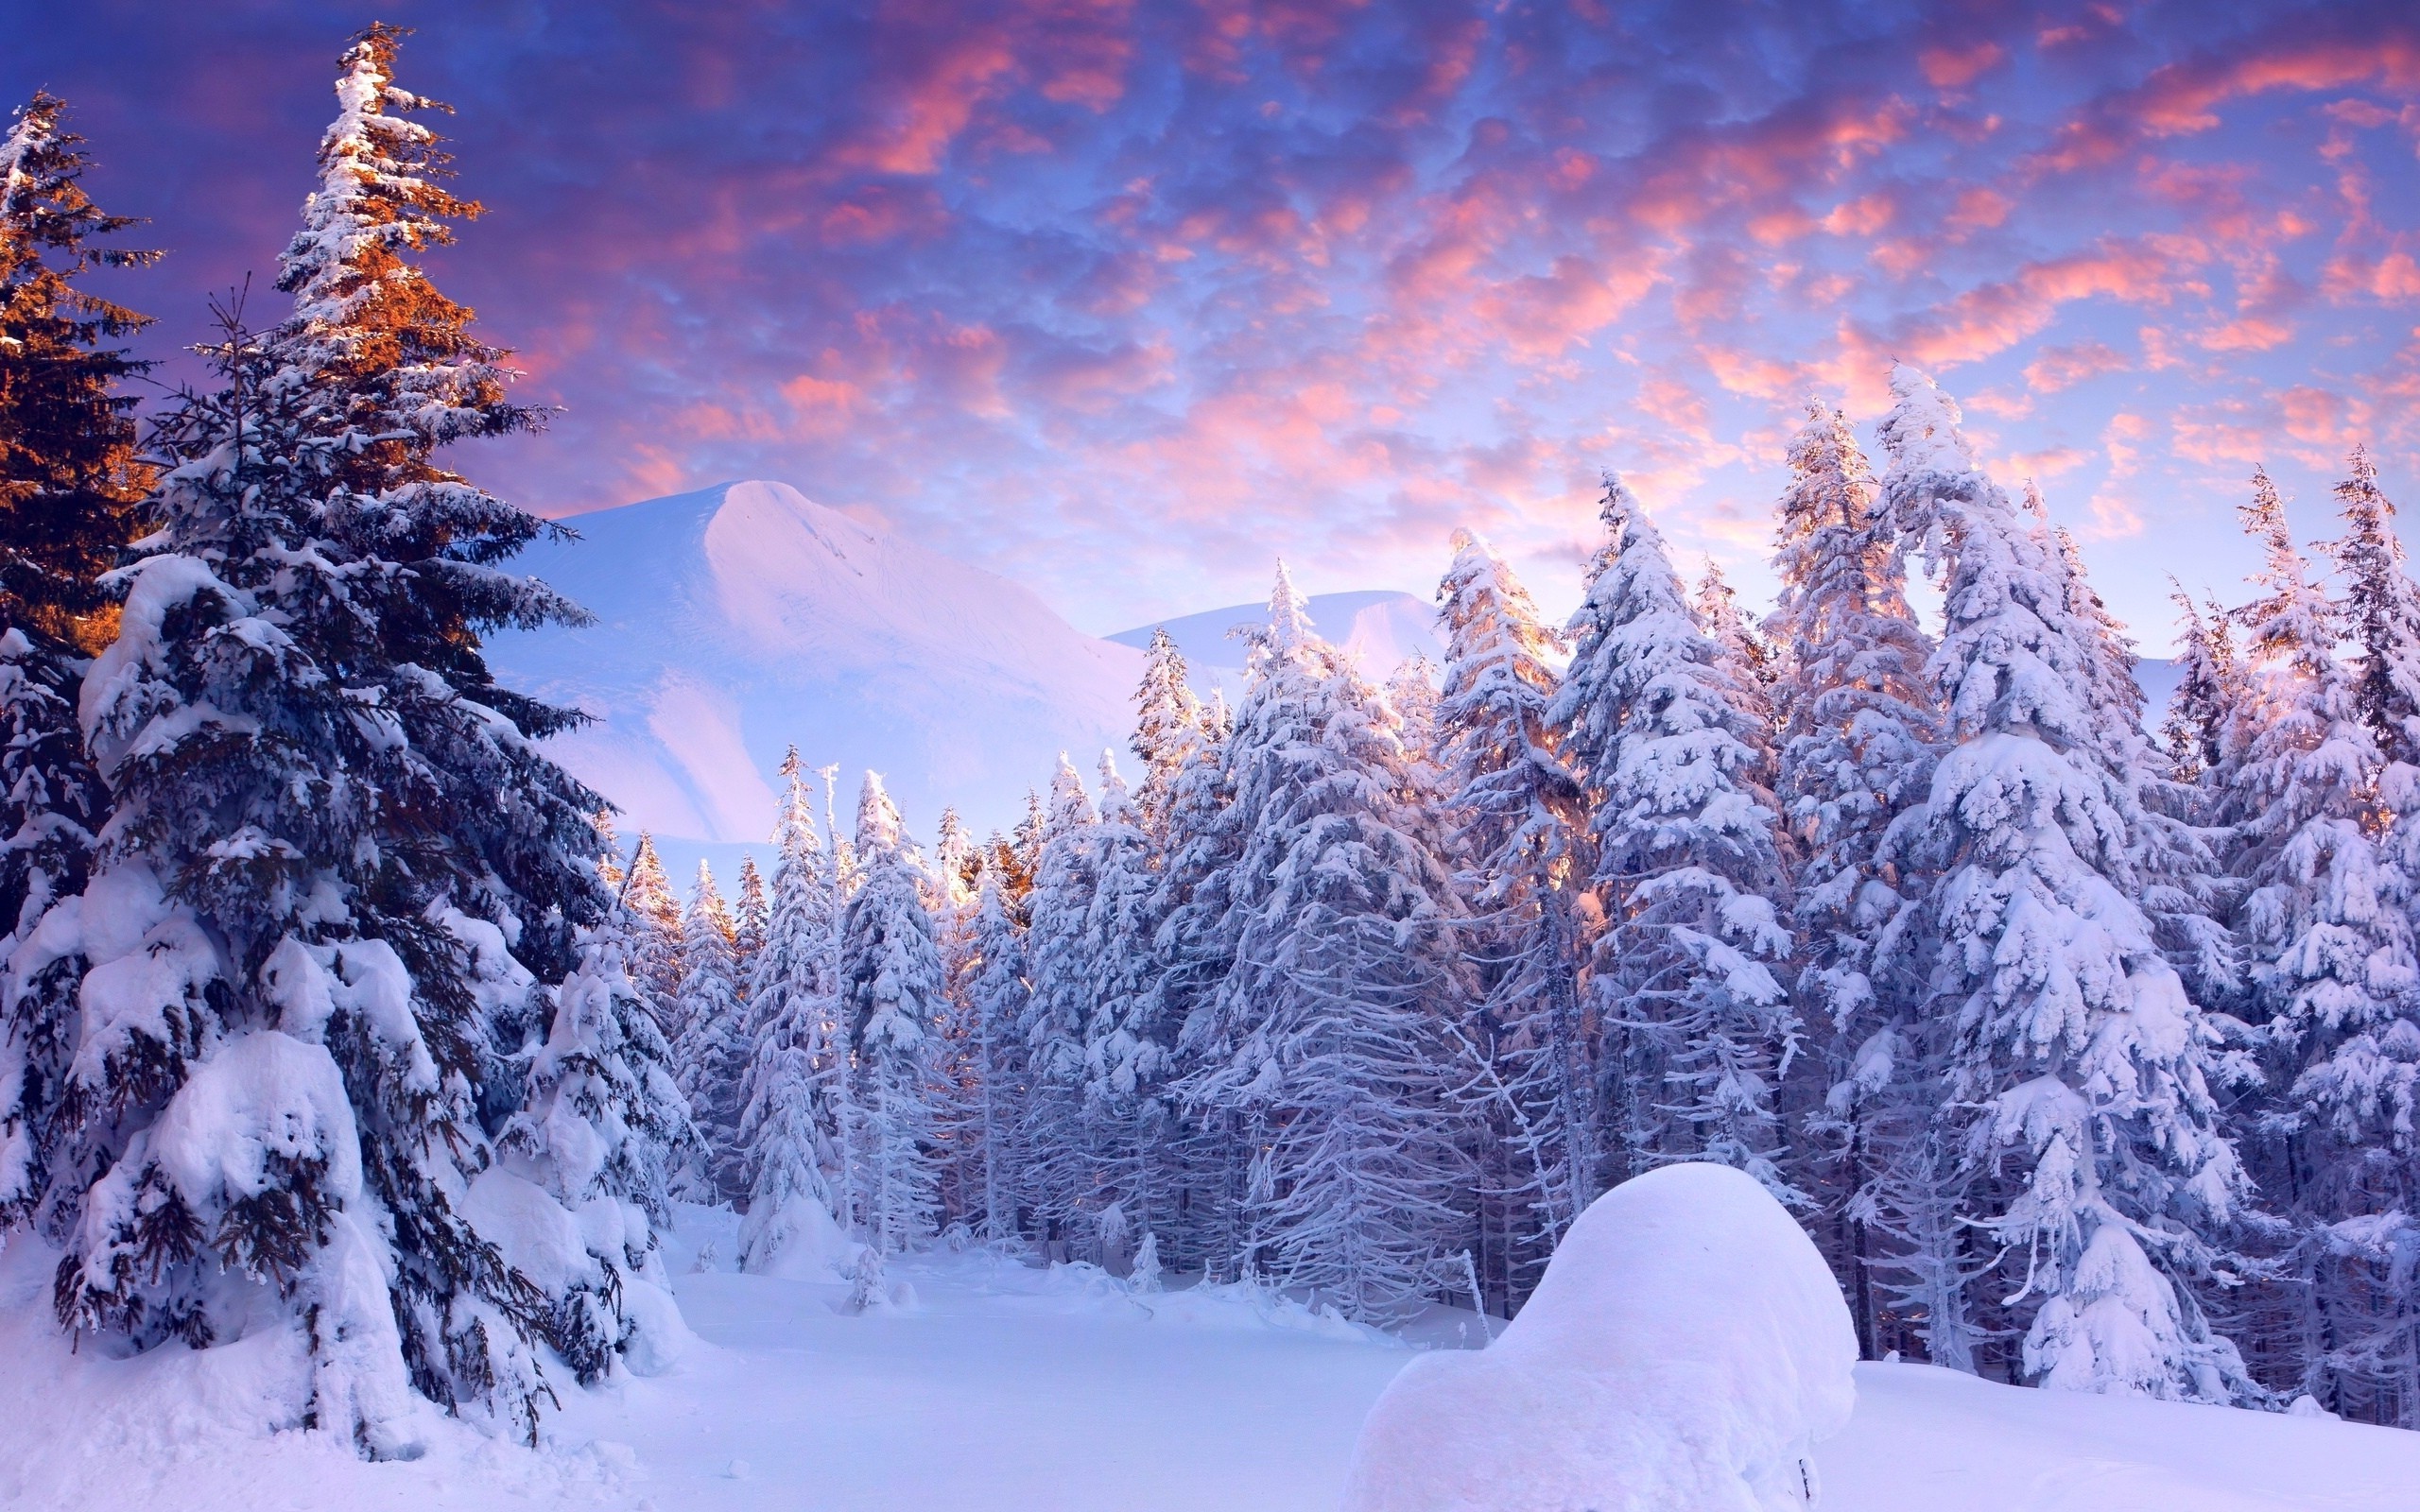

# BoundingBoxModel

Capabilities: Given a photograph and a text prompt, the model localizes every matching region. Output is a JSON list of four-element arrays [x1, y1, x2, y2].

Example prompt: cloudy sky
[[9, 0, 2417, 644]]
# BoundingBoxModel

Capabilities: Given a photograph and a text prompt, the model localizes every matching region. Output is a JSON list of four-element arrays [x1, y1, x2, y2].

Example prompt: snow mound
[[1340, 1162, 1858, 1512], [739, 1192, 859, 1282]]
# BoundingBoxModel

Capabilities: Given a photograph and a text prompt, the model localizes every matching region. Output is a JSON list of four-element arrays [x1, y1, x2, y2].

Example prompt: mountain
[[488, 480, 1144, 856], [1110, 589, 1443, 700]]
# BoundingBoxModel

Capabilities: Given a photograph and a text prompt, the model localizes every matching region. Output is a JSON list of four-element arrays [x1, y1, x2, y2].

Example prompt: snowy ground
[[4, 1205, 2415, 1511]]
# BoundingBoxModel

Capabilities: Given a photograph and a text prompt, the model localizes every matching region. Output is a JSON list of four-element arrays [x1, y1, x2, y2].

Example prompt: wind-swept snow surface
[[1341, 1163, 1858, 1512], [3, 1203, 2415, 1510], [490, 481, 1144, 843]]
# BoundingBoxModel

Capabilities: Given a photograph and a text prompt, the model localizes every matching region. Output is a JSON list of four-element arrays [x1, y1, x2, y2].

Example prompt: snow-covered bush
[[1340, 1162, 1857, 1512]]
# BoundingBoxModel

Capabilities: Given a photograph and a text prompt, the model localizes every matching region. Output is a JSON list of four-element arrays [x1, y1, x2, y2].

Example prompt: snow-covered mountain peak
[[491, 481, 1143, 856]]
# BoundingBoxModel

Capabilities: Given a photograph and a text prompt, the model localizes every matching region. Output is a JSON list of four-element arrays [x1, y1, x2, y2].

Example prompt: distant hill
[[1110, 589, 1442, 701], [487, 480, 1143, 861]]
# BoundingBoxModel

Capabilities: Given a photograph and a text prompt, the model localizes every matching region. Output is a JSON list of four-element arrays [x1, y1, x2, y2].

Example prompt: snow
[[489, 480, 1147, 850], [2, 1198, 2416, 1510], [1340, 1163, 1857, 1512]]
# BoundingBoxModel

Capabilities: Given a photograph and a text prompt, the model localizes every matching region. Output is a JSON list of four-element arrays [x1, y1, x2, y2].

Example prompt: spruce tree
[[619, 832, 683, 1022], [1763, 400, 1941, 1359], [1877, 364, 2254, 1401], [494, 921, 698, 1379], [0, 92, 158, 1236], [1178, 566, 1472, 1320], [740, 750, 847, 1273], [1433, 528, 1589, 1305], [2232, 465, 2420, 1421], [1692, 558, 1779, 767], [2325, 447, 2420, 771], [959, 872, 1031, 1243], [1551, 477, 1798, 1198], [1146, 671, 1241, 1276], [838, 773, 944, 1252], [1081, 752, 1172, 1250], [1019, 754, 1102, 1249], [0, 90, 156, 662], [673, 861, 748, 1204], [2158, 588, 2242, 790], [31, 26, 614, 1450], [733, 854, 769, 968], [1131, 626, 1204, 847]]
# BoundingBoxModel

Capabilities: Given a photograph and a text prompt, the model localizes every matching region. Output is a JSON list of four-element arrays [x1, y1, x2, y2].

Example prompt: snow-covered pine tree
[[2159, 588, 2243, 791], [620, 832, 683, 1024], [1081, 752, 1172, 1249], [733, 854, 768, 969], [1762, 400, 1941, 1359], [1692, 558, 1780, 768], [1178, 565, 1473, 1321], [1432, 528, 1589, 1310], [32, 26, 614, 1450], [1550, 476, 1798, 1199], [1876, 363, 2255, 1401], [957, 871, 1031, 1243], [493, 920, 698, 1379], [1019, 755, 1102, 1253], [0, 90, 155, 933], [739, 749, 848, 1273], [2045, 517, 2242, 1014], [2325, 447, 2420, 772], [1147, 670, 1242, 1275], [2229, 465, 2420, 1422], [673, 861, 749, 1204], [838, 773, 945, 1252], [0, 93, 159, 1234], [1130, 626, 1204, 847], [921, 802, 987, 1227]]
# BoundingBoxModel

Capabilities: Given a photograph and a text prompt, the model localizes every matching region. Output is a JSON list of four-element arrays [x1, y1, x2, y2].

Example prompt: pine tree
[[26, 26, 618, 1449], [733, 854, 769, 968], [1178, 566, 1473, 1320], [0, 91, 156, 655], [1131, 626, 1204, 846], [2229, 465, 2420, 1421], [1551, 476, 1798, 1198], [1081, 752, 1173, 1250], [2159, 588, 2242, 790], [1692, 558, 1779, 765], [0, 101, 164, 1241], [1763, 400, 1941, 1359], [619, 832, 683, 1022], [673, 861, 748, 1204], [838, 773, 944, 1252], [957, 871, 1031, 1242], [1146, 670, 1241, 1276], [739, 750, 847, 1273], [1432, 528, 1589, 1308], [2325, 447, 2420, 771], [1019, 755, 1102, 1250], [494, 922, 699, 1379], [1877, 363, 2255, 1401]]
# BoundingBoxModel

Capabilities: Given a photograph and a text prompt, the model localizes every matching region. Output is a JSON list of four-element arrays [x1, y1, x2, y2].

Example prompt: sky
[[7, 0, 2418, 647]]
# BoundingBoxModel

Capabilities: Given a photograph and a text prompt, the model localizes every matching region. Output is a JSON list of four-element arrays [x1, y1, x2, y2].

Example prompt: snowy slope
[[488, 481, 1144, 850], [4, 1211, 2413, 1512], [1110, 589, 1443, 700]]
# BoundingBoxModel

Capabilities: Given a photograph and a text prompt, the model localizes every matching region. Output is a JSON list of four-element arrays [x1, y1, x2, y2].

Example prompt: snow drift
[[1340, 1162, 1858, 1512]]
